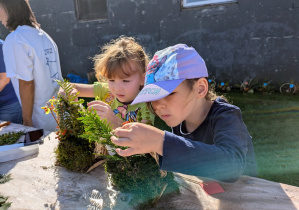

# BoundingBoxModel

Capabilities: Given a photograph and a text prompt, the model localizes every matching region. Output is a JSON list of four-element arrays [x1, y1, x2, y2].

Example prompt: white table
[[0, 123, 299, 209], [0, 121, 43, 163]]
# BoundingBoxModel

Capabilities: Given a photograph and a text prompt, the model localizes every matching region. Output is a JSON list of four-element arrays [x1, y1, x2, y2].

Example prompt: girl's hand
[[57, 86, 79, 102], [87, 100, 121, 128], [111, 123, 165, 156]]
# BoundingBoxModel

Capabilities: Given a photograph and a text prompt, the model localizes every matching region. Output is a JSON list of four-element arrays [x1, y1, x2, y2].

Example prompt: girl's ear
[[195, 78, 209, 98]]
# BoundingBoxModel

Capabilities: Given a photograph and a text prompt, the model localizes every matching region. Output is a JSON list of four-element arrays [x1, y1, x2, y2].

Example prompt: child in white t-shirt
[[0, 0, 63, 131]]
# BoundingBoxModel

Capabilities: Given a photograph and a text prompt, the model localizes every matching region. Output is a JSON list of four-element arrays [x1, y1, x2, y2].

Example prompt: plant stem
[[47, 102, 59, 127]]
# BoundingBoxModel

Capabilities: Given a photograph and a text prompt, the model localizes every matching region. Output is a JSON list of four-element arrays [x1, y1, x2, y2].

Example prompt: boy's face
[[151, 81, 198, 127], [107, 63, 144, 103]]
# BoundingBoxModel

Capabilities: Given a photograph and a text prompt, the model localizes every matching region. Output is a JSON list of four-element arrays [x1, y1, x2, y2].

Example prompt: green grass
[[225, 92, 299, 187]]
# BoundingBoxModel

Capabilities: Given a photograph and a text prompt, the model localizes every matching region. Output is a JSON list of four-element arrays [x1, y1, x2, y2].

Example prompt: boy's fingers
[[111, 136, 131, 147], [115, 148, 136, 157], [112, 128, 132, 138], [121, 122, 138, 129]]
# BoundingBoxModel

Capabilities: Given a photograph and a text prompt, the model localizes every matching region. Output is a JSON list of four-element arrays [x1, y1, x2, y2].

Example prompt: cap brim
[[131, 79, 185, 105]]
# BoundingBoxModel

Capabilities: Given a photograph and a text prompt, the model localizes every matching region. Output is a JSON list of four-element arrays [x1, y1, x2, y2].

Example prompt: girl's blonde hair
[[94, 36, 149, 81]]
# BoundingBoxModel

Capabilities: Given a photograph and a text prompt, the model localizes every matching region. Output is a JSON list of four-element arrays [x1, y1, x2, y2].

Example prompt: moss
[[105, 154, 179, 209], [55, 137, 95, 172]]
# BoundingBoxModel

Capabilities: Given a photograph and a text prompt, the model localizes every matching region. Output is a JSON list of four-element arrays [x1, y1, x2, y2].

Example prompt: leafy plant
[[256, 80, 275, 95], [42, 80, 95, 172], [208, 76, 217, 91], [78, 108, 114, 149], [0, 195, 11, 209], [0, 174, 12, 209], [0, 174, 11, 184], [217, 81, 231, 92], [239, 77, 254, 93], [44, 80, 179, 208], [0, 131, 25, 146]]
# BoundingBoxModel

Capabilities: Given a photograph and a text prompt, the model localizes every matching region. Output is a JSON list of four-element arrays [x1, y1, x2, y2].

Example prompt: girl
[[112, 44, 257, 182], [59, 36, 154, 128], [0, 0, 63, 131]]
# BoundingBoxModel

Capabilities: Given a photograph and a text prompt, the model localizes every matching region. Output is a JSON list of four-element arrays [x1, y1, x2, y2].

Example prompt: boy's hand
[[111, 123, 165, 156], [87, 100, 121, 128]]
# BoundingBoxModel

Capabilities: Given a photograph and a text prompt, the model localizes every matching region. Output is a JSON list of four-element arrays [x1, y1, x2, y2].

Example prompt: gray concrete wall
[[0, 0, 298, 83]]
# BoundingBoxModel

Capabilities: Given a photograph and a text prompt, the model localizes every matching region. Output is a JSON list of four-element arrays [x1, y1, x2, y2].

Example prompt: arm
[[0, 43, 9, 92], [160, 132, 246, 182], [19, 79, 34, 126], [159, 109, 249, 182], [58, 83, 94, 99], [113, 109, 250, 182], [72, 83, 95, 97], [0, 73, 10, 92], [3, 38, 34, 125]]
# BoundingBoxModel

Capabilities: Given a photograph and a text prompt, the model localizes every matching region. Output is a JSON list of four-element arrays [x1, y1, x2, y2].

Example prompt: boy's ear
[[195, 78, 209, 98], [140, 73, 146, 85]]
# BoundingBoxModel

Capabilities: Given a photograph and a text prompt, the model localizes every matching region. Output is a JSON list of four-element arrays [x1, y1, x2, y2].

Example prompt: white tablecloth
[[0, 123, 299, 209]]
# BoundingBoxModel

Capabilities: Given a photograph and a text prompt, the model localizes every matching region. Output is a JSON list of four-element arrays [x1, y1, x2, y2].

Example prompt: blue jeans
[[0, 101, 22, 124]]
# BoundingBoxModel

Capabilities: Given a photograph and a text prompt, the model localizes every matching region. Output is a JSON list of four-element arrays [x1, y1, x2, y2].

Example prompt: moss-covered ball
[[105, 154, 179, 209], [55, 137, 95, 172]]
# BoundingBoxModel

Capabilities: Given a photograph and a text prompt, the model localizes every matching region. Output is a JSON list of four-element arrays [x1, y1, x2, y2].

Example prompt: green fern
[[78, 107, 130, 158], [78, 108, 113, 146], [50, 80, 95, 172]]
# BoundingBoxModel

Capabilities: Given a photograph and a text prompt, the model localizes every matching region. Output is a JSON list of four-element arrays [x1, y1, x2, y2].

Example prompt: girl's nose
[[115, 82, 123, 91]]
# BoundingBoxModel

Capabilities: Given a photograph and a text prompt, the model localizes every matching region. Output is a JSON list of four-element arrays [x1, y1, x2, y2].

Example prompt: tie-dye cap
[[131, 44, 208, 105]]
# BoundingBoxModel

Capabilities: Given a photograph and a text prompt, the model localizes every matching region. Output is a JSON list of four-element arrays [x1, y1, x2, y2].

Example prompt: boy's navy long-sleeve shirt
[[159, 97, 257, 182]]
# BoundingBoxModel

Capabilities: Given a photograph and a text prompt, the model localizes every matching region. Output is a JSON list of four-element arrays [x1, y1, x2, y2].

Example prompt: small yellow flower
[[41, 106, 51, 114], [48, 98, 57, 106]]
